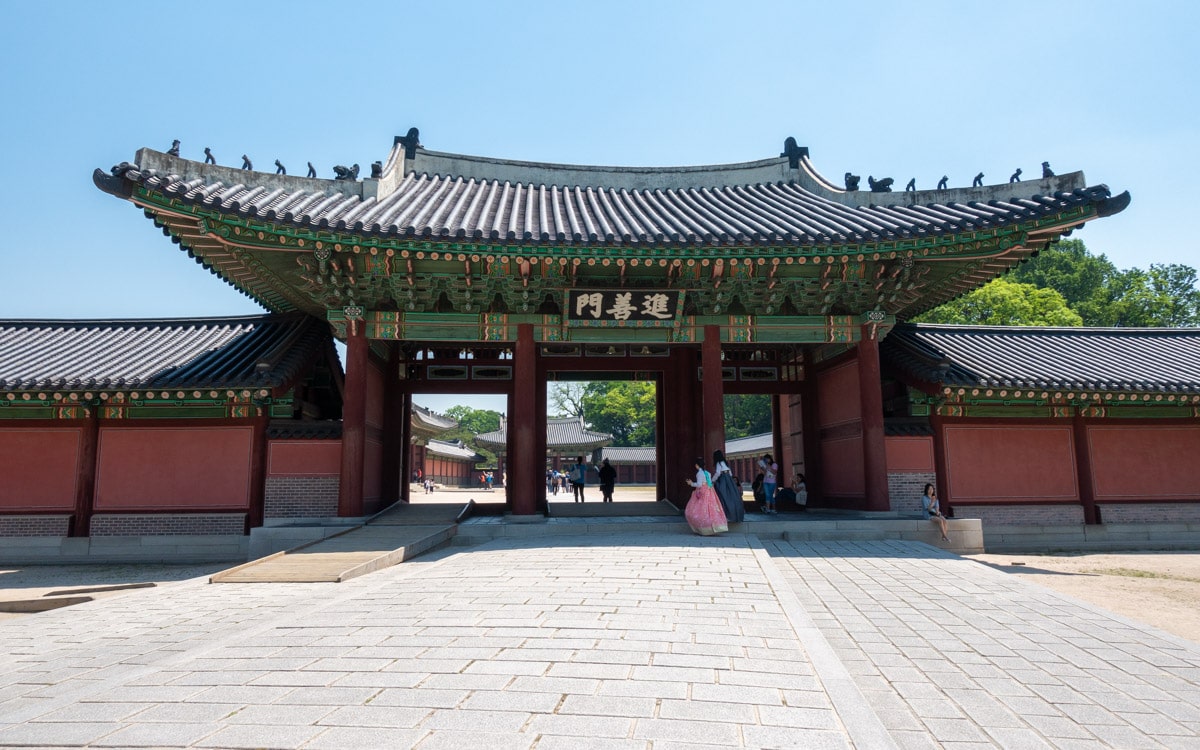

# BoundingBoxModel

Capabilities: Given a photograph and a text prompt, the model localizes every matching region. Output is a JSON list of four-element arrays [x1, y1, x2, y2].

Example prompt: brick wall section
[[888, 472, 936, 513], [264, 477, 339, 518], [90, 514, 245, 536], [0, 516, 70, 537], [952, 505, 1085, 526], [1100, 503, 1200, 524]]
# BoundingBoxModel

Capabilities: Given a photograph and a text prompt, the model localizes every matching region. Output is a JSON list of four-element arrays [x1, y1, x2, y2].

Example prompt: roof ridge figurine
[[780, 137, 807, 169], [333, 164, 359, 181], [275, 160, 286, 175], [844, 172, 860, 191], [241, 155, 253, 171], [905, 178, 916, 192], [973, 172, 984, 187], [868, 176, 893, 193], [370, 161, 383, 179], [1010, 168, 1022, 183], [937, 175, 948, 190], [167, 140, 180, 157], [307, 162, 316, 178], [204, 147, 215, 165], [1042, 161, 1055, 178], [394, 127, 421, 160]]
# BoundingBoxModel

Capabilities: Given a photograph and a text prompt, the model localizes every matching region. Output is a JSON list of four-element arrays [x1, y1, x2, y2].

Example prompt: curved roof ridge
[[408, 149, 794, 191], [903, 322, 1200, 335]]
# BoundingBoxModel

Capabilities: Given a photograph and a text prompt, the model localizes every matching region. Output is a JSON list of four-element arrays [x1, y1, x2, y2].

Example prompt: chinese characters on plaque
[[567, 290, 681, 324]]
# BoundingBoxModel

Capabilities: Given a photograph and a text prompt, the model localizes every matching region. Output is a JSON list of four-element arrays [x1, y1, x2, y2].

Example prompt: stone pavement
[[0, 536, 1197, 749]]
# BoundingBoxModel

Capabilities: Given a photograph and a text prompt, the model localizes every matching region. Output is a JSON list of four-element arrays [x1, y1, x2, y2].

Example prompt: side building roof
[[598, 446, 656, 464], [425, 438, 484, 462], [882, 323, 1200, 394], [476, 415, 613, 451], [0, 312, 335, 393]]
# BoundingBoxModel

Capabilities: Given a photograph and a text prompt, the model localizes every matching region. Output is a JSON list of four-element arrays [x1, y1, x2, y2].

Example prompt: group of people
[[546, 457, 618, 503], [478, 470, 496, 491], [684, 451, 807, 536]]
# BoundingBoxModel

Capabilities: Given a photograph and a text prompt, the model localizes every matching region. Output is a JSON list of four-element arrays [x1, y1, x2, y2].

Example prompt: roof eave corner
[[92, 167, 134, 199], [1097, 190, 1132, 218]]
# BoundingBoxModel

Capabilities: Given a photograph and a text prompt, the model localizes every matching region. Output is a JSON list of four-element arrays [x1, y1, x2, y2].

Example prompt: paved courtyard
[[1, 535, 1198, 749]]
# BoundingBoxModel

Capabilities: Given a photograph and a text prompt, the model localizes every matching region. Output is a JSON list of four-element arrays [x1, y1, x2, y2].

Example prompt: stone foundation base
[[0, 515, 71, 537], [90, 514, 246, 536], [1100, 503, 1200, 524], [265, 477, 339, 518], [952, 505, 1085, 526], [887, 472, 936, 513]]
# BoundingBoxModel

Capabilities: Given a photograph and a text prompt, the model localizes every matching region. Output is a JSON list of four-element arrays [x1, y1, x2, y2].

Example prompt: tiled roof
[[599, 447, 656, 464], [97, 147, 1129, 248], [476, 415, 613, 450], [725, 432, 774, 458], [0, 313, 332, 392], [426, 438, 483, 462], [882, 323, 1200, 393], [412, 403, 458, 432]]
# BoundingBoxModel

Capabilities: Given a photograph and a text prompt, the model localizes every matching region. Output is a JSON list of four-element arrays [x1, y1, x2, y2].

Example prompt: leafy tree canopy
[[441, 405, 502, 466], [724, 394, 771, 439], [918, 239, 1200, 327], [915, 278, 1082, 327], [579, 381, 657, 447]]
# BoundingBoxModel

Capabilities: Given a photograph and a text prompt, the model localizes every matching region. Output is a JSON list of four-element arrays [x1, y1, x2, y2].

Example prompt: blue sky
[[2, 1, 1196, 413]]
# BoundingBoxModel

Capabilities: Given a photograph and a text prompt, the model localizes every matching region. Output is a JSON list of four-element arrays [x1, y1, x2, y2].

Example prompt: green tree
[[443, 405, 502, 436], [1004, 239, 1200, 327], [1095, 264, 1200, 327], [580, 381, 657, 446], [442, 405, 502, 466], [548, 382, 586, 417], [723, 394, 771, 438], [1007, 238, 1117, 323], [914, 278, 1082, 326]]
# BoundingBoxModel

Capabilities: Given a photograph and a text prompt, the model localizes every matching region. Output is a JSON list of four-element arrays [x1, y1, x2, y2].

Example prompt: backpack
[[569, 466, 583, 483]]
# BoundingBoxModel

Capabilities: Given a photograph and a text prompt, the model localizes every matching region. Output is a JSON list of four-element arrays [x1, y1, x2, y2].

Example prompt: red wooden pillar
[[777, 392, 795, 479], [247, 413, 270, 532], [1073, 413, 1100, 524], [338, 319, 367, 517], [655, 373, 666, 503], [400, 391, 413, 504], [701, 325, 726, 460], [70, 411, 100, 537], [381, 345, 404, 506], [930, 412, 950, 514], [510, 323, 538, 514], [857, 330, 889, 511], [801, 360, 822, 505]]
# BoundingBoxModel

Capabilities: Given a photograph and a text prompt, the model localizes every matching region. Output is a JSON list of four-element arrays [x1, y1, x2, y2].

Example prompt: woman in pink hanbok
[[684, 457, 728, 536]]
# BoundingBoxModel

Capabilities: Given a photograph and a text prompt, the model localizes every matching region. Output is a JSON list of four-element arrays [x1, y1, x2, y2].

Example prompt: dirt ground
[[966, 552, 1200, 645]]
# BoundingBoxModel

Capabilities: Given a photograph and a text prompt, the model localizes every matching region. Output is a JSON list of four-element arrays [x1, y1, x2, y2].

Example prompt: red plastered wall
[[944, 425, 1077, 503], [0, 428, 80, 511], [95, 426, 253, 510], [1089, 425, 1200, 500]]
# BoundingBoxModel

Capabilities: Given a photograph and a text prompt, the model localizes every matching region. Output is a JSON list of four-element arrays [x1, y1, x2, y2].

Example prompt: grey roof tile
[[0, 313, 331, 392], [98, 148, 1127, 248], [476, 415, 613, 450], [882, 323, 1200, 393]]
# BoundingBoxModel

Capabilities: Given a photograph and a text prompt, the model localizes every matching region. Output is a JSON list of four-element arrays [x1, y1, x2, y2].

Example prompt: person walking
[[598, 458, 617, 503], [711, 449, 744, 523], [758, 454, 779, 514], [684, 457, 727, 536], [922, 483, 950, 541], [569, 456, 588, 502]]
